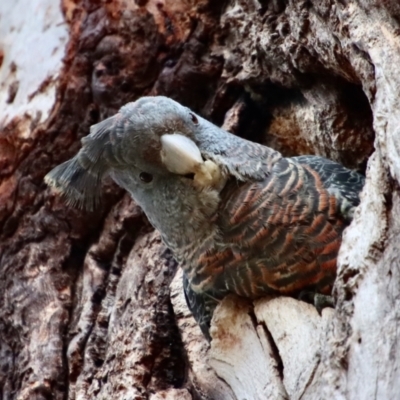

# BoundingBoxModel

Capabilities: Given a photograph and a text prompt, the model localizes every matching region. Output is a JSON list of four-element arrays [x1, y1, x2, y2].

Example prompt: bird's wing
[[192, 158, 356, 298], [184, 156, 364, 339], [293, 155, 365, 220]]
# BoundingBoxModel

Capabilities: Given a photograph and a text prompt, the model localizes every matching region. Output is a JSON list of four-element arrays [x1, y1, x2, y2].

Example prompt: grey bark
[[0, 0, 399, 399]]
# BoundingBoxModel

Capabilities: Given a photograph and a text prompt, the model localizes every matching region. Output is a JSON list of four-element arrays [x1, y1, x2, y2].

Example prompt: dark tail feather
[[45, 156, 103, 211]]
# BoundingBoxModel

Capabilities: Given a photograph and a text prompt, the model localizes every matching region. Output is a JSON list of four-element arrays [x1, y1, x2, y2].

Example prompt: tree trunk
[[0, 0, 399, 399]]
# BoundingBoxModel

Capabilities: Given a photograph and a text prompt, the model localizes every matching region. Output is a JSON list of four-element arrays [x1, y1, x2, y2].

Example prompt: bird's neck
[[160, 220, 217, 267], [148, 187, 220, 268]]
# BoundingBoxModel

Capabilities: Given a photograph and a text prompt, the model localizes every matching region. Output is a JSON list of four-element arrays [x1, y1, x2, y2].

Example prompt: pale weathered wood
[[254, 298, 334, 399], [209, 296, 288, 400]]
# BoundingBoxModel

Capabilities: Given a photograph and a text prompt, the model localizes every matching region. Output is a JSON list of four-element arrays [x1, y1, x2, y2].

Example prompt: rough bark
[[0, 0, 399, 399]]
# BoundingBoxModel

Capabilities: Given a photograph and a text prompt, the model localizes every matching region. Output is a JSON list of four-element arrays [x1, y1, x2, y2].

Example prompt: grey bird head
[[45, 96, 281, 247]]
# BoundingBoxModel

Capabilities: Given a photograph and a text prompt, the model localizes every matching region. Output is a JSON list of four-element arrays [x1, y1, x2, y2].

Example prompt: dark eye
[[139, 172, 153, 183], [190, 113, 199, 125]]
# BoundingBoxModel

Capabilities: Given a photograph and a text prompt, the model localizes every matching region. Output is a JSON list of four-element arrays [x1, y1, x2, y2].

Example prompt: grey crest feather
[[44, 156, 104, 210], [44, 116, 121, 210]]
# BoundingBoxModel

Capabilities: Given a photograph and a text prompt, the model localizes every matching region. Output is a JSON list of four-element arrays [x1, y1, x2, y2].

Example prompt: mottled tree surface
[[0, 0, 399, 399]]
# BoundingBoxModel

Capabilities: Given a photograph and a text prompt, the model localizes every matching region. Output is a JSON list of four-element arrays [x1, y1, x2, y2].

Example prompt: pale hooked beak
[[160, 133, 226, 190]]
